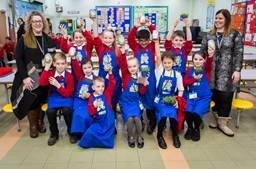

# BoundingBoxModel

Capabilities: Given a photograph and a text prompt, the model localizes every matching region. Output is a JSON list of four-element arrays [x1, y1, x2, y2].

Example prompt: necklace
[[36, 36, 45, 55]]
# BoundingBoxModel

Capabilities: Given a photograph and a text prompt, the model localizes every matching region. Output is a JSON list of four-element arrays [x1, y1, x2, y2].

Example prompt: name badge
[[154, 96, 160, 103], [189, 92, 197, 99], [139, 101, 144, 110]]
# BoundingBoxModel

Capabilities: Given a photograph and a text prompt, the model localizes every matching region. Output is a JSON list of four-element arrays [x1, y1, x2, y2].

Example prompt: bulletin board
[[244, 0, 256, 47], [15, 0, 43, 19], [231, 2, 246, 34], [133, 6, 168, 34], [96, 6, 132, 34]]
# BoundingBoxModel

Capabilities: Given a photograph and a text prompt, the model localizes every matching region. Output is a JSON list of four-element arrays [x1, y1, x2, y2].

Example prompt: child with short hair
[[39, 52, 76, 146], [165, 19, 193, 76], [79, 72, 116, 148], [128, 17, 158, 134], [154, 51, 184, 149], [183, 51, 213, 141], [70, 56, 95, 139], [119, 57, 148, 148]]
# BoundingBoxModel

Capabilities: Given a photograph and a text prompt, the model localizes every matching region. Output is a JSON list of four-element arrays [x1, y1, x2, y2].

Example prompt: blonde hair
[[24, 11, 49, 48], [93, 76, 105, 84], [53, 52, 66, 62]]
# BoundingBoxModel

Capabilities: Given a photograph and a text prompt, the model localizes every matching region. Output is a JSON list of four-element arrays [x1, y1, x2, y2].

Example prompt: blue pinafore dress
[[154, 70, 178, 122], [119, 77, 142, 123], [47, 72, 73, 109], [185, 67, 212, 118], [79, 95, 115, 148], [99, 50, 122, 108], [137, 48, 156, 109], [75, 48, 87, 62], [71, 78, 93, 133]]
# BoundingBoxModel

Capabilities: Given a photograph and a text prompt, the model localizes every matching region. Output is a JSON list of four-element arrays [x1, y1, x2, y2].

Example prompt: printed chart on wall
[[96, 6, 132, 34], [231, 2, 246, 34], [133, 6, 168, 35], [15, 0, 43, 19], [244, 0, 256, 47]]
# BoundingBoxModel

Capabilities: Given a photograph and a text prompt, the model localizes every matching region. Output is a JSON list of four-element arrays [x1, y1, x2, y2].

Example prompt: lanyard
[[216, 32, 223, 49], [36, 36, 45, 55]]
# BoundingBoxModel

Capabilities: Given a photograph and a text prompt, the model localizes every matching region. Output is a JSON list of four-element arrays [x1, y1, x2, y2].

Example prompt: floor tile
[[69, 150, 94, 162], [116, 148, 139, 162], [43, 163, 68, 169], [93, 149, 115, 162], [138, 149, 162, 162], [67, 162, 92, 169], [91, 162, 115, 169], [116, 162, 140, 169], [187, 161, 215, 169], [140, 161, 165, 169]]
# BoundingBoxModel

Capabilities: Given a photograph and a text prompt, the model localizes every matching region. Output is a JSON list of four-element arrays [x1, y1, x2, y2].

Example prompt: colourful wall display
[[231, 2, 246, 34], [244, 0, 256, 47], [96, 6, 132, 34], [15, 0, 43, 19], [133, 6, 168, 34]]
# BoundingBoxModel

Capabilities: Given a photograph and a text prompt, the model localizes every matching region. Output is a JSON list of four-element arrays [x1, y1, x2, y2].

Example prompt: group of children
[[38, 16, 215, 149]]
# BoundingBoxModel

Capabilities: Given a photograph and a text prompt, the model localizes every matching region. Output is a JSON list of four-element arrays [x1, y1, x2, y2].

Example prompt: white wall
[[191, 0, 232, 31]]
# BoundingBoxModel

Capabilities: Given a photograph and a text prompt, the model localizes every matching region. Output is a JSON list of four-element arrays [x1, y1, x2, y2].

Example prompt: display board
[[96, 6, 132, 34], [15, 0, 43, 19], [133, 6, 168, 34], [231, 2, 247, 34], [59, 19, 74, 35], [244, 0, 256, 47]]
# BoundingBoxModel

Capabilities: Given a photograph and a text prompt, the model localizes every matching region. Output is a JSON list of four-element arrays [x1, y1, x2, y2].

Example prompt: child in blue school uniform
[[70, 57, 95, 139], [119, 57, 148, 148], [154, 51, 184, 149], [128, 17, 158, 134], [79, 73, 116, 148], [183, 51, 213, 141], [39, 52, 76, 146], [164, 18, 193, 76]]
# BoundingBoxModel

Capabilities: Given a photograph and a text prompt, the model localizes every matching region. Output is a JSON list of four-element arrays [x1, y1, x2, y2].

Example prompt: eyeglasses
[[32, 20, 43, 24]]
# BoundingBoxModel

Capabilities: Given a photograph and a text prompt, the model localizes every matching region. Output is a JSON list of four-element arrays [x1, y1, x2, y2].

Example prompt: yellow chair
[[2, 103, 21, 132], [232, 99, 253, 128], [41, 103, 48, 112]]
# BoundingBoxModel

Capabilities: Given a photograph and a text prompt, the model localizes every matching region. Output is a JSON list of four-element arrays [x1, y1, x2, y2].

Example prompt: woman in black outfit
[[17, 17, 25, 40], [11, 11, 56, 138]]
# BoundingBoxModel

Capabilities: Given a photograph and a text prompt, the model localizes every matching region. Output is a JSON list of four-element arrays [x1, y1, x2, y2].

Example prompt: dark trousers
[[46, 107, 72, 137], [212, 89, 234, 117], [146, 109, 156, 130], [157, 117, 178, 137], [0, 58, 6, 67], [6, 53, 13, 66], [185, 112, 202, 130]]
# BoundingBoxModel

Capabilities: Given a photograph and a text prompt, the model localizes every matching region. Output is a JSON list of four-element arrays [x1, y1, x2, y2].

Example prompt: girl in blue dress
[[119, 57, 148, 148], [79, 72, 116, 148], [70, 58, 95, 139], [154, 51, 184, 149], [183, 51, 213, 141]]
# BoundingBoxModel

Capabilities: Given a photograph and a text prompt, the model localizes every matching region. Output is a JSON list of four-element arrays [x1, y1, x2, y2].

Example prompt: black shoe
[[69, 135, 78, 144], [191, 129, 200, 141], [184, 128, 193, 140], [48, 135, 59, 146], [115, 127, 117, 135], [146, 126, 153, 135], [173, 136, 181, 148], [137, 137, 144, 148], [157, 136, 167, 149], [128, 137, 135, 148]]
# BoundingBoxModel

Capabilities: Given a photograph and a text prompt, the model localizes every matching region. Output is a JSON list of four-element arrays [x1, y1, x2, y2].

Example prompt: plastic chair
[[232, 99, 253, 128], [2, 103, 21, 132]]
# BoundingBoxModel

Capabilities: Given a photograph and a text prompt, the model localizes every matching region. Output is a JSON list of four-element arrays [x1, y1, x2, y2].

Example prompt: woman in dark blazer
[[201, 9, 243, 137], [11, 11, 56, 138]]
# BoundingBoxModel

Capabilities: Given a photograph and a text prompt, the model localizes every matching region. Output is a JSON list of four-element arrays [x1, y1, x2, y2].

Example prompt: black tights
[[185, 112, 202, 130], [157, 117, 178, 137]]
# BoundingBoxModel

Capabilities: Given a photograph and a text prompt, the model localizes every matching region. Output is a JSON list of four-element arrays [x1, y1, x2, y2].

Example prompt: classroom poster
[[244, 0, 256, 47], [96, 6, 132, 34], [133, 6, 168, 35], [231, 2, 246, 34]]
